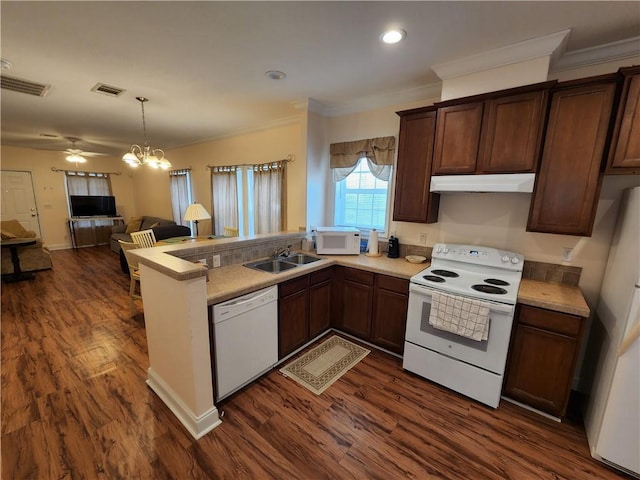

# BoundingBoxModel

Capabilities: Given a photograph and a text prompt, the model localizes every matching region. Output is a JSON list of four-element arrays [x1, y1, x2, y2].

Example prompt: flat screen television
[[70, 195, 117, 217]]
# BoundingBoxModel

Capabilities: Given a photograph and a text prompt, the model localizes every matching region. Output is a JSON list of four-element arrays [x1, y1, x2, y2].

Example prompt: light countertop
[[205, 253, 590, 317]]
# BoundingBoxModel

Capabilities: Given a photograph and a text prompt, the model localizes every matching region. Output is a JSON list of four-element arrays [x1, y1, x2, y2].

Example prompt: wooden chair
[[118, 240, 142, 316], [223, 226, 239, 237], [130, 229, 156, 248]]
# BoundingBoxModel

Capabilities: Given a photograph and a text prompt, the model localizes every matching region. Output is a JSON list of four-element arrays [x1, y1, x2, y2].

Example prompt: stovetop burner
[[423, 275, 446, 283], [431, 269, 459, 278], [471, 284, 508, 295], [484, 278, 510, 286], [409, 243, 524, 305]]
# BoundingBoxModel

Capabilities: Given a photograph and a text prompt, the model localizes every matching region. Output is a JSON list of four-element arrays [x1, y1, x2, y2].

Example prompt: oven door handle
[[409, 283, 515, 314]]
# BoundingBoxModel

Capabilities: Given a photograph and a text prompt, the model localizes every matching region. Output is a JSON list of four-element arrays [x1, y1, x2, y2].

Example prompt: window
[[169, 169, 192, 226], [211, 160, 286, 236], [334, 157, 390, 232]]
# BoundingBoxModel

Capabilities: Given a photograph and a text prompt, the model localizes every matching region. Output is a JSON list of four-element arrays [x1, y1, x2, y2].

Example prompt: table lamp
[[184, 203, 211, 237]]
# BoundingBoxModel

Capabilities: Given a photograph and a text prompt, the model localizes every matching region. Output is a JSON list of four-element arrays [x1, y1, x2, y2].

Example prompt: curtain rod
[[51, 166, 122, 175], [206, 154, 293, 170]]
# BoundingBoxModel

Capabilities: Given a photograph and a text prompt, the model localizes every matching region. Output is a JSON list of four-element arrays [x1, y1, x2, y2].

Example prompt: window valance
[[330, 136, 395, 182]]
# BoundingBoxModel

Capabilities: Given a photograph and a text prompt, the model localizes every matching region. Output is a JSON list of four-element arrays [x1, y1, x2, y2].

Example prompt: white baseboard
[[146, 367, 222, 439]]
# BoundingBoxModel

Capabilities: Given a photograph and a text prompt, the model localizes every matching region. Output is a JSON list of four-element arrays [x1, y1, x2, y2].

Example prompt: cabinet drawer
[[279, 275, 309, 298], [375, 274, 408, 295], [310, 267, 333, 285], [517, 305, 582, 337], [343, 267, 374, 286]]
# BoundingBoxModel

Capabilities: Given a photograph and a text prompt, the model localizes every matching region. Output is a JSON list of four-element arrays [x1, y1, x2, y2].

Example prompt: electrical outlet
[[213, 255, 221, 268], [197, 258, 207, 264], [562, 247, 574, 262], [419, 233, 427, 245]]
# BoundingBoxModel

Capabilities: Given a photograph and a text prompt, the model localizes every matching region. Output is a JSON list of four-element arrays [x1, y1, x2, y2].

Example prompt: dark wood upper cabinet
[[477, 90, 549, 173], [393, 107, 439, 223], [432, 102, 484, 174], [527, 75, 618, 236], [606, 66, 640, 174], [431, 82, 553, 176]]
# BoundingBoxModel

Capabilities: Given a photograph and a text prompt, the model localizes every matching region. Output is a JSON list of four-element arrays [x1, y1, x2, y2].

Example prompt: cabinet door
[[309, 270, 332, 338], [528, 80, 617, 236], [371, 275, 409, 355], [607, 70, 640, 173], [278, 276, 310, 359], [432, 102, 483, 174], [477, 90, 548, 173], [503, 324, 577, 417], [393, 109, 440, 223], [341, 279, 374, 340]]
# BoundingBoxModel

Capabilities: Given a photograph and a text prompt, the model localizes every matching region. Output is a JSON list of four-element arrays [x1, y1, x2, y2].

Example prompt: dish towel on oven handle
[[429, 292, 491, 341]]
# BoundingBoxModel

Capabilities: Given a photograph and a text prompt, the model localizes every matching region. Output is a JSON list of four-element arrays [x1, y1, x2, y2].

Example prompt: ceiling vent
[[91, 83, 126, 97], [1, 74, 50, 97]]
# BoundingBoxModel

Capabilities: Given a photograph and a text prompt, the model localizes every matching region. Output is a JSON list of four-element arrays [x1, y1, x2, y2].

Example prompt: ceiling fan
[[63, 137, 106, 164]]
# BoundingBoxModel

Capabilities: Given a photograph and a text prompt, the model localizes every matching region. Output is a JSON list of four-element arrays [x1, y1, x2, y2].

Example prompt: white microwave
[[315, 227, 361, 255]]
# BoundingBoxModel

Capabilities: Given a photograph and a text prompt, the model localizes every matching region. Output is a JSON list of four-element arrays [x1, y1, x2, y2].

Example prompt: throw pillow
[[1, 230, 16, 239], [125, 216, 143, 234]]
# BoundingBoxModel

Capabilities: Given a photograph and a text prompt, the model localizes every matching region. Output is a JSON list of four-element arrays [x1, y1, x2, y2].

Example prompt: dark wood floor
[[1, 246, 629, 479]]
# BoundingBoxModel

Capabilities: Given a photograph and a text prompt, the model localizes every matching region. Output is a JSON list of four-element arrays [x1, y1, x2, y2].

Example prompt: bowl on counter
[[405, 255, 426, 264]]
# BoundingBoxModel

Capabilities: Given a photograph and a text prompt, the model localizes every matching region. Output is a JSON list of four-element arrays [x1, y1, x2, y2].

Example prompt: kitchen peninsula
[[133, 232, 589, 439]]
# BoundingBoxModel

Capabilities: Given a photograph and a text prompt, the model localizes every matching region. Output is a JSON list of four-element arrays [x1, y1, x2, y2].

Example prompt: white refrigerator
[[585, 186, 640, 477]]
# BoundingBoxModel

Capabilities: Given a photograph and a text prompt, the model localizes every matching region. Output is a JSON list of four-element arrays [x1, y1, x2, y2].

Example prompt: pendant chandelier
[[122, 96, 171, 170]]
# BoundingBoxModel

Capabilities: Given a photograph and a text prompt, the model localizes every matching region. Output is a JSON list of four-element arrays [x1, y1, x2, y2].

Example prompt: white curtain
[[66, 171, 112, 228], [253, 161, 285, 234], [211, 167, 239, 235], [169, 170, 191, 226], [66, 171, 111, 196]]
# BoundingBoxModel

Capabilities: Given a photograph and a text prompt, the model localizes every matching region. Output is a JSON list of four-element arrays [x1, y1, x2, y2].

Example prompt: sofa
[[1, 219, 53, 274], [110, 216, 192, 253]]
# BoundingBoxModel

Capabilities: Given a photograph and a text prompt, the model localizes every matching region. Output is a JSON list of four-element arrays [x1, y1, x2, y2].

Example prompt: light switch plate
[[562, 247, 574, 262]]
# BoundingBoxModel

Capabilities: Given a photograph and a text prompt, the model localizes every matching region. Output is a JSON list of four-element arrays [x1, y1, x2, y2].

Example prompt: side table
[[1, 238, 37, 283]]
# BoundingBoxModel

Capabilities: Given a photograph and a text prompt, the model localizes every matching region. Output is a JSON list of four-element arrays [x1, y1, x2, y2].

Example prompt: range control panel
[[432, 243, 524, 271]]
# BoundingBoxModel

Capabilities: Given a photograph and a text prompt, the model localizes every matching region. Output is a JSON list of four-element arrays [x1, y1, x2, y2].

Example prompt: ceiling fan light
[[66, 153, 87, 163]]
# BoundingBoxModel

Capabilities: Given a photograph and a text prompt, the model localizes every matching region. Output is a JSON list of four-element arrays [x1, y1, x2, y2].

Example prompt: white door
[[1, 170, 42, 237]]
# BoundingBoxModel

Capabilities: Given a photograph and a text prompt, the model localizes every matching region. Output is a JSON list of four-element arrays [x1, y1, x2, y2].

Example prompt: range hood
[[430, 173, 536, 193]]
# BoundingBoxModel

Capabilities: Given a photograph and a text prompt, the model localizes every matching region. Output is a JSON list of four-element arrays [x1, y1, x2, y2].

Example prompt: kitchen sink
[[281, 253, 322, 265], [244, 259, 299, 274], [244, 253, 322, 274]]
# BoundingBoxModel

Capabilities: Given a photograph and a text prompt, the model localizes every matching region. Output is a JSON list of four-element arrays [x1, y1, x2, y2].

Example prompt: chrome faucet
[[273, 244, 292, 259]]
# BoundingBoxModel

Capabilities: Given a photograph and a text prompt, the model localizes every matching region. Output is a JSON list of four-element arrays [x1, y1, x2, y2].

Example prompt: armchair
[[0, 220, 52, 274]]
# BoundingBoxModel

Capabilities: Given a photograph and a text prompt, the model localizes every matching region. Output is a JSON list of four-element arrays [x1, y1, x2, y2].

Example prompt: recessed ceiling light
[[265, 70, 286, 80], [380, 29, 406, 44]]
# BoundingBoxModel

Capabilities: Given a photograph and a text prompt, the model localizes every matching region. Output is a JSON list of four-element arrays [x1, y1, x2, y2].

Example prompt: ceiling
[[1, 1, 639, 157]]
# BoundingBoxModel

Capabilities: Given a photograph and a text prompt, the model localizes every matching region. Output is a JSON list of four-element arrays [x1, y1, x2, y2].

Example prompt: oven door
[[405, 282, 515, 374]]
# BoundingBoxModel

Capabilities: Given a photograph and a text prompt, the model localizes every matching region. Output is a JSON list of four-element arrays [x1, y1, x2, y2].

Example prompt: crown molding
[[551, 36, 640, 72], [432, 29, 571, 80]]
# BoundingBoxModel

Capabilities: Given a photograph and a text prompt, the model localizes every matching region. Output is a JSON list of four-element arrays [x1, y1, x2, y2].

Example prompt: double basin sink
[[244, 253, 322, 274]]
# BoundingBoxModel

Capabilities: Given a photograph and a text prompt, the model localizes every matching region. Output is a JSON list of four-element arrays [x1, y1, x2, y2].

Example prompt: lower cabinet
[[337, 266, 409, 355], [278, 268, 333, 359], [503, 304, 586, 417]]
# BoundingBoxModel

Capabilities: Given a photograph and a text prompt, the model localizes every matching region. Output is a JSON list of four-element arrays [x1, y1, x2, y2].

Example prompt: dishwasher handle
[[214, 286, 277, 323]]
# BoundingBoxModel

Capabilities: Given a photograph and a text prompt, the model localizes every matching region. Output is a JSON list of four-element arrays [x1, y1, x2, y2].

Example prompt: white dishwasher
[[213, 285, 278, 401]]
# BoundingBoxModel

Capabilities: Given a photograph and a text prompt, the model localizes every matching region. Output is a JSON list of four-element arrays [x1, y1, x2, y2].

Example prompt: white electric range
[[403, 243, 525, 408]]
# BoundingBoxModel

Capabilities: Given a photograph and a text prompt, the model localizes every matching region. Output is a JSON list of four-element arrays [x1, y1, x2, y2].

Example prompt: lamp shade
[[184, 203, 211, 222]]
